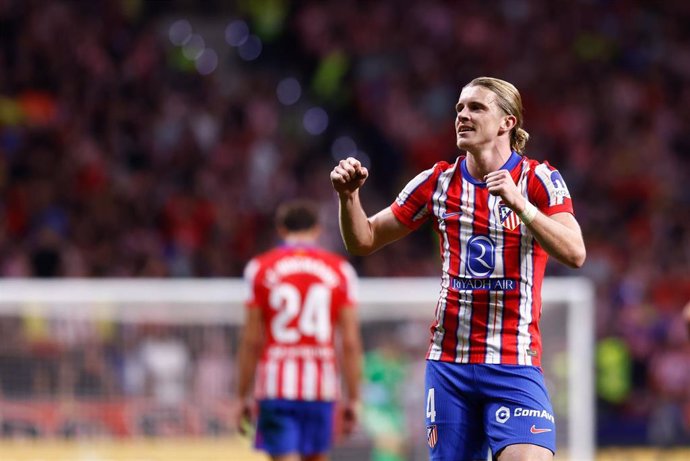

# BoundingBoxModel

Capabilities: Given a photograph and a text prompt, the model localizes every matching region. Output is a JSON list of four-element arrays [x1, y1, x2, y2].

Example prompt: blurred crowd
[[0, 0, 690, 447], [0, 316, 238, 437]]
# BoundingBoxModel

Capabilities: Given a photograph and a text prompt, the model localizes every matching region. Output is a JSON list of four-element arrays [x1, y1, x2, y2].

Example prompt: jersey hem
[[424, 357, 543, 368]]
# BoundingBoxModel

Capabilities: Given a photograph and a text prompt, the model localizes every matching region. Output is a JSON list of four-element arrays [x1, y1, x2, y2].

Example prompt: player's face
[[454, 86, 509, 152]]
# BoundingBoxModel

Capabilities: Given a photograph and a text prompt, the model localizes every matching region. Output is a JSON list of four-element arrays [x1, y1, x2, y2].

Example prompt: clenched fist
[[330, 157, 369, 196], [484, 169, 523, 211]]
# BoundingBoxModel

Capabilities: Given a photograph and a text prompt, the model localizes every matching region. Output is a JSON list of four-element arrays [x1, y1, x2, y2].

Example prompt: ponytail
[[512, 127, 529, 154]]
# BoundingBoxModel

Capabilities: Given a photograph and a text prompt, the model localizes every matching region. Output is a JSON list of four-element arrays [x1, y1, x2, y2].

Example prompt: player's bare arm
[[338, 305, 363, 435], [331, 157, 412, 255], [235, 307, 264, 433], [485, 169, 586, 269]]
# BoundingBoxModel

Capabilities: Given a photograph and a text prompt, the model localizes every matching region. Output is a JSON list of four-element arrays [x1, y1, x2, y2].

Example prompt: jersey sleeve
[[390, 163, 445, 229], [528, 161, 574, 216], [242, 258, 262, 309], [338, 260, 358, 308]]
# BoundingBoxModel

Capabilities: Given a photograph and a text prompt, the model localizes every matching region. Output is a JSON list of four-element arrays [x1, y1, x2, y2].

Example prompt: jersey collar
[[460, 151, 521, 187]]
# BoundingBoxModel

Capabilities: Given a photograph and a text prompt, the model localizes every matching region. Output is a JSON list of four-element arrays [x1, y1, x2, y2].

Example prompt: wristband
[[519, 201, 538, 225]]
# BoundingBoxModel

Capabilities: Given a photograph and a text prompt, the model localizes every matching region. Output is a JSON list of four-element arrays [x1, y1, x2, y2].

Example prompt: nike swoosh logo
[[441, 211, 462, 219], [530, 425, 552, 434]]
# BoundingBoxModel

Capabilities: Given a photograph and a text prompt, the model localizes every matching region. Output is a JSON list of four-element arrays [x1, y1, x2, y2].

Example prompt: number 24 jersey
[[244, 245, 358, 402]]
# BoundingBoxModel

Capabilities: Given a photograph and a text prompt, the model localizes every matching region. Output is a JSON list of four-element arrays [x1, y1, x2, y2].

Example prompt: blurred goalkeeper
[[236, 199, 363, 461], [330, 77, 586, 461]]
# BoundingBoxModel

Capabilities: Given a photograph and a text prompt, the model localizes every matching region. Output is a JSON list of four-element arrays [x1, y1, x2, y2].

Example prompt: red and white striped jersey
[[391, 152, 574, 366], [243, 244, 358, 401]]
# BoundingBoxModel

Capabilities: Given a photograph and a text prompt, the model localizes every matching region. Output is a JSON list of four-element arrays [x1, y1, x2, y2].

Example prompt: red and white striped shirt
[[391, 152, 574, 366], [244, 245, 358, 401]]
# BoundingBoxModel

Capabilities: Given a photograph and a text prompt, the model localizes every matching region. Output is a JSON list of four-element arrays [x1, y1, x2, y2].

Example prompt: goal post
[[0, 277, 594, 461], [544, 277, 596, 461]]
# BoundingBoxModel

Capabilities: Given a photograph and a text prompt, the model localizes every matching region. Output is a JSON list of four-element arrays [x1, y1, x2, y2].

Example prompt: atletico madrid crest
[[427, 425, 438, 448], [497, 202, 521, 231]]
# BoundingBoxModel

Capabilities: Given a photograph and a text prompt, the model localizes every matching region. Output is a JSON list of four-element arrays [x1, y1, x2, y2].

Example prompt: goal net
[[0, 277, 594, 461]]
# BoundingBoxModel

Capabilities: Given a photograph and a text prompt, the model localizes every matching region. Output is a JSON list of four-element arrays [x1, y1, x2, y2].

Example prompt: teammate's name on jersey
[[265, 256, 339, 287], [450, 277, 518, 292], [267, 345, 336, 360]]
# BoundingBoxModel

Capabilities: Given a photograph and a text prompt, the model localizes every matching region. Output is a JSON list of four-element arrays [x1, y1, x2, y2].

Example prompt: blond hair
[[465, 77, 529, 154]]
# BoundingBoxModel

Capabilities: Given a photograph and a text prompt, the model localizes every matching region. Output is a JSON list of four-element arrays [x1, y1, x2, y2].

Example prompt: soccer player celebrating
[[236, 199, 362, 461], [330, 77, 586, 461]]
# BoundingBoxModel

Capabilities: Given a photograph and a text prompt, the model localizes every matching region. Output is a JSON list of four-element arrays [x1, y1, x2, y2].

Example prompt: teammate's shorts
[[256, 399, 335, 456], [425, 361, 556, 460]]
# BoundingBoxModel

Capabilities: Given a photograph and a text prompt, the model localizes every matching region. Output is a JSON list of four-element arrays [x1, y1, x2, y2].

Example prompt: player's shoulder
[[521, 154, 560, 172], [268, 246, 348, 267], [305, 248, 358, 280], [522, 155, 573, 203], [243, 246, 289, 275], [249, 247, 281, 265], [521, 155, 566, 185], [431, 158, 459, 173]]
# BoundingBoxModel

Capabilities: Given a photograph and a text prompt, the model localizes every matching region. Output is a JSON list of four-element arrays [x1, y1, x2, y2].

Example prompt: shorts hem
[[259, 447, 300, 456], [493, 439, 555, 456], [429, 456, 488, 461]]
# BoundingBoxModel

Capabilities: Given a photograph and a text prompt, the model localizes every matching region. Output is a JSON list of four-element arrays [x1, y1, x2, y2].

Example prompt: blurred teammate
[[330, 77, 586, 461], [236, 199, 362, 461]]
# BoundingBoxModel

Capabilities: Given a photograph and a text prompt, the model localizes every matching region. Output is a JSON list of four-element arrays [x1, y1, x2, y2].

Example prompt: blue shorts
[[256, 399, 335, 456], [425, 361, 556, 460]]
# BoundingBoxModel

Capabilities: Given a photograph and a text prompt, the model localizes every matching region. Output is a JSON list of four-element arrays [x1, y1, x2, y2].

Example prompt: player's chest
[[436, 193, 525, 233]]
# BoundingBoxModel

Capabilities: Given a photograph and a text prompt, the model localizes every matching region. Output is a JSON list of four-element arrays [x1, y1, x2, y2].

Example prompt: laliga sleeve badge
[[427, 425, 438, 448]]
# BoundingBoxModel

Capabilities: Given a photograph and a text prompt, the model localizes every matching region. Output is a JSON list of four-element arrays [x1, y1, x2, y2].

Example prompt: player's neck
[[283, 231, 319, 246], [464, 146, 513, 180]]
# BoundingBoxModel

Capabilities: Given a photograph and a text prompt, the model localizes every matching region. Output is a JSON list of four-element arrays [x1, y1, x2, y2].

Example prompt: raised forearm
[[338, 191, 376, 255], [520, 205, 586, 269], [338, 194, 413, 256]]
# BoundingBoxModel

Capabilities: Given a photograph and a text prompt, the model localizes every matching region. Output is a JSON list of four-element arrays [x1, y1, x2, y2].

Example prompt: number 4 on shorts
[[426, 387, 436, 422]]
